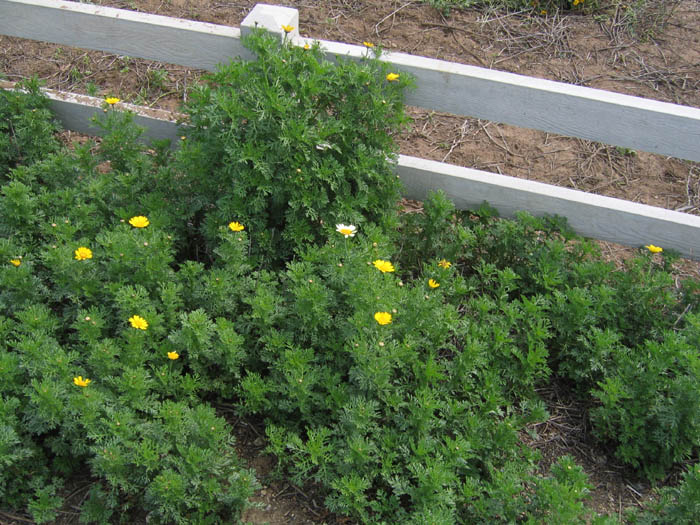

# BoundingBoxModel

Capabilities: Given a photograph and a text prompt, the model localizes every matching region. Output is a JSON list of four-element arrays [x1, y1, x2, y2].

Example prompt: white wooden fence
[[2, 0, 700, 258]]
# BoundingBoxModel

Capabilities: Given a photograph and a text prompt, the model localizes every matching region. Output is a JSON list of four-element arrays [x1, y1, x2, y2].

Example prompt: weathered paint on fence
[[1, 0, 699, 161], [4, 82, 697, 259]]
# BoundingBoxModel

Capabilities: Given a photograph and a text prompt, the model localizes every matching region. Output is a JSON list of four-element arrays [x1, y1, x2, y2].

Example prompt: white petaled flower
[[336, 224, 357, 238]]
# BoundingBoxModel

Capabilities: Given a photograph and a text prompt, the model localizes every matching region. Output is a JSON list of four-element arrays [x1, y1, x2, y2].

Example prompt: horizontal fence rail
[[1, 0, 699, 161], [3, 81, 699, 259]]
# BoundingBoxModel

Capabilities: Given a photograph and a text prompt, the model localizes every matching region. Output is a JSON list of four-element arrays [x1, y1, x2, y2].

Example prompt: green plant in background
[[172, 30, 411, 266], [0, 78, 60, 179], [629, 463, 700, 524], [591, 316, 700, 480]]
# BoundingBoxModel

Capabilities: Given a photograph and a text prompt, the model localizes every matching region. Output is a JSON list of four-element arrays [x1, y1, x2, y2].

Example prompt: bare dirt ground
[[1, 1, 699, 523]]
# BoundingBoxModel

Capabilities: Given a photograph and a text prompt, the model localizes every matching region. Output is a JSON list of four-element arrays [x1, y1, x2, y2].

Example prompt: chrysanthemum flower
[[73, 376, 91, 387], [128, 315, 148, 330], [281, 24, 294, 33], [128, 216, 149, 228], [386, 73, 400, 82], [228, 221, 245, 232], [374, 312, 392, 325], [373, 259, 395, 273], [428, 279, 440, 289], [336, 224, 357, 238], [363, 41, 374, 48], [74, 247, 93, 260], [645, 244, 663, 254], [438, 259, 452, 269], [105, 97, 120, 105], [167, 351, 179, 360], [9, 259, 21, 267]]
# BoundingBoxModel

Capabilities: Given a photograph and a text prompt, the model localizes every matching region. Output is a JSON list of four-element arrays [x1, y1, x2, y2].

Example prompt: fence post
[[241, 3, 299, 41]]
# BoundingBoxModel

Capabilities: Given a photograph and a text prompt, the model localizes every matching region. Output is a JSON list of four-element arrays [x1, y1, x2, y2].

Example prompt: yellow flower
[[374, 311, 392, 325], [438, 259, 451, 269], [304, 43, 310, 50], [9, 259, 21, 267], [105, 97, 120, 105], [573, 0, 583, 5], [74, 247, 93, 260], [167, 351, 179, 360], [645, 244, 663, 254], [73, 376, 91, 387], [128, 216, 149, 228], [363, 41, 374, 48], [228, 221, 245, 232], [428, 279, 440, 289], [128, 315, 148, 330], [336, 224, 357, 238], [373, 259, 395, 273], [281, 24, 294, 33], [386, 73, 400, 82]]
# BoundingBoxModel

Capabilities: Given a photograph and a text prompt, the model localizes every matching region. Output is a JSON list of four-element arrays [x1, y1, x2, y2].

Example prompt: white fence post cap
[[241, 4, 299, 40]]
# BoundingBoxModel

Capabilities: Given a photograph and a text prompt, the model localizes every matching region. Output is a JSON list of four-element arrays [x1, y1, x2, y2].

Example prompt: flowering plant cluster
[[1, 31, 698, 525], [172, 30, 410, 266]]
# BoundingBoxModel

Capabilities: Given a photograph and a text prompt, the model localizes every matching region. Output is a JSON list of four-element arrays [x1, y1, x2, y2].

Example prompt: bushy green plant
[[226, 225, 595, 522], [630, 463, 700, 524], [1, 89, 257, 523], [0, 78, 61, 180], [171, 31, 410, 266], [591, 316, 700, 480], [2, 27, 697, 524], [395, 191, 699, 481]]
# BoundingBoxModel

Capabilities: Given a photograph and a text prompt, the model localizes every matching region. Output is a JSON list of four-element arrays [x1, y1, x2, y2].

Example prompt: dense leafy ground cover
[[1, 32, 699, 524]]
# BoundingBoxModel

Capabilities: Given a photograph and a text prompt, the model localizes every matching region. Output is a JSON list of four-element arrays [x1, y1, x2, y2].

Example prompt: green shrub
[[1, 27, 697, 524], [171, 31, 410, 266], [0, 78, 61, 179], [591, 316, 700, 480], [231, 226, 593, 522], [0, 89, 257, 523], [630, 464, 700, 524]]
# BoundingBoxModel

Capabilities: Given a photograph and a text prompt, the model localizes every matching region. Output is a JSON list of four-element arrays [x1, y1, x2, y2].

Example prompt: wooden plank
[[0, 0, 249, 69], [1, 0, 698, 161], [318, 40, 700, 162], [397, 155, 700, 260]]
